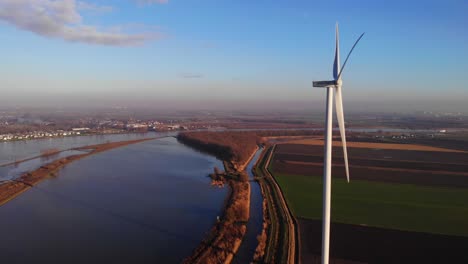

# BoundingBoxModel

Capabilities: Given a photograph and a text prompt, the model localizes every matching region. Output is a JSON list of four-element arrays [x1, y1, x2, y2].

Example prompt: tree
[[239, 172, 249, 182]]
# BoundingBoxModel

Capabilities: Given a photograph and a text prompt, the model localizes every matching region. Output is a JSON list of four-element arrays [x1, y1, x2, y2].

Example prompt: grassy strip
[[252, 147, 275, 263], [273, 171, 468, 237], [254, 146, 297, 264]]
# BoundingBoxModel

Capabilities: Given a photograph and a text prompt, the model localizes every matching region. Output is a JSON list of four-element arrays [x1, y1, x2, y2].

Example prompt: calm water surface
[[232, 147, 264, 263], [0, 132, 173, 165], [0, 150, 88, 182], [0, 137, 226, 264]]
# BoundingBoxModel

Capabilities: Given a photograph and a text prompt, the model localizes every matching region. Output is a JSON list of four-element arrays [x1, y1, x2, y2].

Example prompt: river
[[0, 137, 226, 264], [0, 132, 174, 166]]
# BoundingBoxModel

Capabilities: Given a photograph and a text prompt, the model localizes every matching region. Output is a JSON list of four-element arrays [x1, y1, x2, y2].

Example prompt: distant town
[[1, 107, 467, 142], [0, 121, 195, 142], [0, 111, 204, 142]]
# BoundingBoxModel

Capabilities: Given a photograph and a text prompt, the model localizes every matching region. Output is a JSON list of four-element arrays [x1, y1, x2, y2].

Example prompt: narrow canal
[[232, 147, 264, 263]]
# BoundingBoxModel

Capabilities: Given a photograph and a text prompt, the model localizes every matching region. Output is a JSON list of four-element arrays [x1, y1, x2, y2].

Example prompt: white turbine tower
[[313, 23, 364, 264]]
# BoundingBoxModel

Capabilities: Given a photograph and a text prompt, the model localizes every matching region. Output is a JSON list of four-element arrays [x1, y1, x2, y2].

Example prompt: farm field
[[270, 141, 468, 263], [298, 219, 468, 264], [284, 138, 467, 153], [274, 173, 468, 236], [273, 144, 468, 187]]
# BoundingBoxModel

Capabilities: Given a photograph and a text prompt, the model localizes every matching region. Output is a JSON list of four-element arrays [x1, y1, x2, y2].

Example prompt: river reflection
[[0, 132, 173, 165], [0, 137, 226, 264]]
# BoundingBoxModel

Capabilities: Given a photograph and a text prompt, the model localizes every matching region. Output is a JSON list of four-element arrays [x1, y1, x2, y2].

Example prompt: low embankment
[[252, 145, 299, 264], [0, 138, 158, 206], [178, 131, 259, 264]]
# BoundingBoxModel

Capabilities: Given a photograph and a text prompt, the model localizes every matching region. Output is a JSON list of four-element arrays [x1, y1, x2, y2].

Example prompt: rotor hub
[[336, 79, 343, 86]]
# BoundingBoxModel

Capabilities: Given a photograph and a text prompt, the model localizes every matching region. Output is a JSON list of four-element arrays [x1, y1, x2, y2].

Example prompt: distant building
[[72, 127, 90, 131]]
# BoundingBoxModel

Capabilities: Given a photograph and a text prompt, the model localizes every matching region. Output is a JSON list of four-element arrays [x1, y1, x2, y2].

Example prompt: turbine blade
[[335, 87, 350, 182], [333, 23, 340, 80], [337, 32, 365, 80]]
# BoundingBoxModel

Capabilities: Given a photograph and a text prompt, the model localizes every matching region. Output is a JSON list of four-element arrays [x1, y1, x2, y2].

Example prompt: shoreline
[[0, 137, 160, 206], [182, 146, 258, 264]]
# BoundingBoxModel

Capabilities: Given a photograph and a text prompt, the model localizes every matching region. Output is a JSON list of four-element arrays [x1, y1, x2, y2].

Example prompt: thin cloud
[[0, 0, 163, 46], [77, 1, 114, 13]]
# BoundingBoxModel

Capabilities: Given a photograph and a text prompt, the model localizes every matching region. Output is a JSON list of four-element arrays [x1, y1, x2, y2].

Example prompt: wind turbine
[[312, 23, 364, 264]]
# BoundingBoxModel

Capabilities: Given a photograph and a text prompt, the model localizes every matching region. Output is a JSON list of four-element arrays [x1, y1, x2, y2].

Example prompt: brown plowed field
[[276, 144, 468, 164], [299, 218, 468, 264], [285, 138, 466, 153], [275, 153, 468, 173], [273, 161, 468, 188], [272, 144, 468, 188]]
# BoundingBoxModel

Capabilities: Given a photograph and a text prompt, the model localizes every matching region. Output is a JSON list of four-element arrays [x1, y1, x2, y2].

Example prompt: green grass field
[[274, 172, 468, 237]]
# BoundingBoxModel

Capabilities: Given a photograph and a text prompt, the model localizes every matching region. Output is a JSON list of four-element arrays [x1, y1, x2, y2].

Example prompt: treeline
[[177, 130, 324, 165], [177, 131, 260, 165]]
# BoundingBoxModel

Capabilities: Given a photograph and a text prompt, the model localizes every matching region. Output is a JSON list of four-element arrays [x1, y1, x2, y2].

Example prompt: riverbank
[[183, 178, 250, 264], [178, 132, 259, 264], [182, 156, 256, 264], [0, 137, 159, 206]]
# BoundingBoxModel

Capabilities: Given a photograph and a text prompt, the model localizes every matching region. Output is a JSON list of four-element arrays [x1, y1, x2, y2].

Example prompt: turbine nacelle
[[312, 79, 342, 88], [312, 80, 338, 88]]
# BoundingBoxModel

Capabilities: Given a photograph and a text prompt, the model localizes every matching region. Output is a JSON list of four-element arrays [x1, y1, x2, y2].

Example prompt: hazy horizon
[[1, 97, 467, 114]]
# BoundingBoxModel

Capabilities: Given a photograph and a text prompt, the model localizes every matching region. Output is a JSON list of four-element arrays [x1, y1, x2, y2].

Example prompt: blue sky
[[0, 0, 467, 111]]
